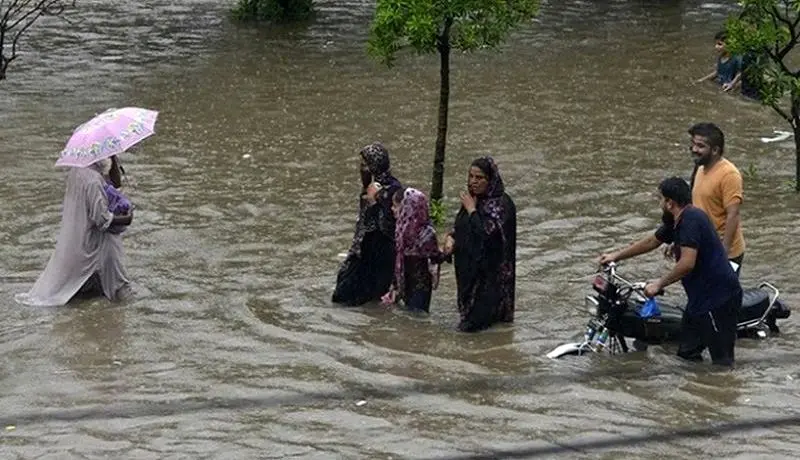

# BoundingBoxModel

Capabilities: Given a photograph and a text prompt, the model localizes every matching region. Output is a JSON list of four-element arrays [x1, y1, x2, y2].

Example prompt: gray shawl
[[15, 166, 130, 306]]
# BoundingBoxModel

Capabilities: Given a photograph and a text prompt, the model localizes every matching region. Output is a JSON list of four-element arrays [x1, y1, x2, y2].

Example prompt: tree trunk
[[430, 18, 453, 203], [0, 31, 7, 81], [792, 96, 800, 192], [794, 124, 800, 192]]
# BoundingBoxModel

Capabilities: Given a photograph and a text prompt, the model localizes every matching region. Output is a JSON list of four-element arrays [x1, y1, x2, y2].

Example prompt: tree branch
[[771, 5, 798, 60], [1, 0, 13, 24], [765, 47, 797, 78], [769, 10, 782, 57], [10, 8, 45, 62], [9, 1, 44, 32], [8, 0, 34, 22], [0, 0, 72, 80], [771, 101, 794, 127]]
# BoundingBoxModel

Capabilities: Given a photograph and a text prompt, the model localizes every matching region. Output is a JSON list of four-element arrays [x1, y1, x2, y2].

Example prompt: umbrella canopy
[[55, 107, 159, 168]]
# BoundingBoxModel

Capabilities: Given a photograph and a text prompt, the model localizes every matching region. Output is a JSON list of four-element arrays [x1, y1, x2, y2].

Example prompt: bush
[[232, 0, 314, 23]]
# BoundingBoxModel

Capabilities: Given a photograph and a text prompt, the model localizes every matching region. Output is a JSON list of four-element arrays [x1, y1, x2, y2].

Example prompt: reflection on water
[[1, 0, 799, 458]]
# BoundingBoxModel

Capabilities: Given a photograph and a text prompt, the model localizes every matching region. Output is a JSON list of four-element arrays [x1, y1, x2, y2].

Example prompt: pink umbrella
[[55, 107, 159, 168]]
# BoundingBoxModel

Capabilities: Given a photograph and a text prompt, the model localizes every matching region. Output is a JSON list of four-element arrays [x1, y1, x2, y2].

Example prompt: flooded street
[[2, 0, 800, 458]]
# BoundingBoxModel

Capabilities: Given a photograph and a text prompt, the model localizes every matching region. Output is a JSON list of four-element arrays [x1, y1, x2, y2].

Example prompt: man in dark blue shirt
[[597, 177, 742, 366]]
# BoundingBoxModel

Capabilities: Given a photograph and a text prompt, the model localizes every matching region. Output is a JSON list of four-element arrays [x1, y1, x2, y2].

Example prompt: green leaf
[[429, 198, 446, 227], [368, 0, 540, 63]]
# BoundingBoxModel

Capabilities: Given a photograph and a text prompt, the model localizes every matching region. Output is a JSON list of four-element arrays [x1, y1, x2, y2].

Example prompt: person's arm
[[722, 202, 740, 255], [646, 246, 696, 297], [697, 70, 717, 83], [722, 56, 744, 91], [646, 216, 702, 296], [720, 170, 744, 257], [111, 210, 133, 227], [441, 229, 456, 263], [607, 234, 662, 262], [723, 72, 742, 91], [657, 247, 696, 288], [88, 181, 114, 230]]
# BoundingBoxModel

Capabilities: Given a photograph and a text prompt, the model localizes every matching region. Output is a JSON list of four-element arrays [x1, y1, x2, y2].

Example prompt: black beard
[[360, 168, 372, 189], [693, 154, 710, 166], [662, 209, 675, 228]]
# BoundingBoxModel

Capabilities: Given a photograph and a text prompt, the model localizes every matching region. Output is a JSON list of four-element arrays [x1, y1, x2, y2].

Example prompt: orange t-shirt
[[692, 158, 745, 258]]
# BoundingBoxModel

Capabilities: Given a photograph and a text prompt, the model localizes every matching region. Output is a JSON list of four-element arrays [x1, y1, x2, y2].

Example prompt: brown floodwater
[[1, 0, 799, 458]]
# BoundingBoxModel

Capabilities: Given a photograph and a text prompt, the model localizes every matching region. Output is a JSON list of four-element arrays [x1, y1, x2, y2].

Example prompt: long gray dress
[[15, 165, 131, 307]]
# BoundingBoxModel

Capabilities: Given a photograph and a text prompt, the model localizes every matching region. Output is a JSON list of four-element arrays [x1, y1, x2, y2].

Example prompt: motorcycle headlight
[[584, 295, 599, 315]]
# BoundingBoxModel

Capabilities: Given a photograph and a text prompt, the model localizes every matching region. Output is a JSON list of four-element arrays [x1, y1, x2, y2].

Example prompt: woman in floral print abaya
[[442, 157, 517, 332], [332, 142, 403, 306], [382, 187, 446, 313]]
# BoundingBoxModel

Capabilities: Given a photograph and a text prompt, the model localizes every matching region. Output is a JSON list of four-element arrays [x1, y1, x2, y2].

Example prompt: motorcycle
[[546, 262, 791, 359]]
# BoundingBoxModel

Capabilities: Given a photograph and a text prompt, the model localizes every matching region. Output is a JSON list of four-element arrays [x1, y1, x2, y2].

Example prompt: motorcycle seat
[[739, 288, 772, 322], [742, 288, 770, 311]]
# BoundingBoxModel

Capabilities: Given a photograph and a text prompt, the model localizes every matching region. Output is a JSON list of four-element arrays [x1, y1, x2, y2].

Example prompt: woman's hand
[[381, 289, 396, 306], [365, 182, 382, 205], [459, 191, 476, 214], [442, 234, 455, 255]]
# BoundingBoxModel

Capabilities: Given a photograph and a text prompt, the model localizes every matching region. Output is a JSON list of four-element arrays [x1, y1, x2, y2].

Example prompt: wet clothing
[[449, 157, 517, 332], [655, 206, 742, 366], [692, 158, 745, 259], [688, 163, 745, 275], [15, 165, 131, 307], [332, 142, 402, 306], [655, 206, 741, 316], [677, 290, 740, 366], [391, 188, 445, 313], [397, 255, 445, 313], [716, 55, 742, 85]]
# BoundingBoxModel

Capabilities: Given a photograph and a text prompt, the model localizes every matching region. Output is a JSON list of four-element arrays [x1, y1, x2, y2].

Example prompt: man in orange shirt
[[687, 122, 745, 276]]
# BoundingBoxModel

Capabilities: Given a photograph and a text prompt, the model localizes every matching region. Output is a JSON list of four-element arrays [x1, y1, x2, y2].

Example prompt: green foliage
[[742, 162, 759, 180], [429, 198, 446, 227], [232, 0, 314, 23], [725, 1, 800, 112], [725, 1, 800, 191], [368, 0, 540, 66]]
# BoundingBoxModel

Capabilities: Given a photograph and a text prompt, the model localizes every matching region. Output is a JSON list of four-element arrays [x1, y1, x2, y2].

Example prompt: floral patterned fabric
[[333, 142, 402, 306], [450, 157, 517, 332]]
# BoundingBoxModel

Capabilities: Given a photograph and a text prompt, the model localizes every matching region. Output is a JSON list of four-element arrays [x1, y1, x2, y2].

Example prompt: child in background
[[696, 31, 743, 92]]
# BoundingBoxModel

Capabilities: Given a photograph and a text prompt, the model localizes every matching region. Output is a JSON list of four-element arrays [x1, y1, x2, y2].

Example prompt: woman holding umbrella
[[15, 107, 157, 307]]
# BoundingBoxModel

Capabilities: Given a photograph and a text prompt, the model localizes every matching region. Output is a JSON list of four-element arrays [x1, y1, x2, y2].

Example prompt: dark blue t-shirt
[[716, 55, 743, 85], [655, 207, 741, 316]]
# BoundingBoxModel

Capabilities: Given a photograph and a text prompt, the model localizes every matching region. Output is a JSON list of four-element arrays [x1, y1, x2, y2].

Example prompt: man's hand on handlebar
[[597, 252, 618, 266], [643, 280, 664, 298]]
